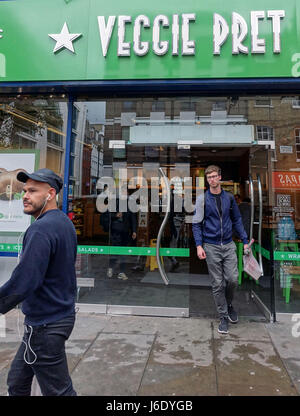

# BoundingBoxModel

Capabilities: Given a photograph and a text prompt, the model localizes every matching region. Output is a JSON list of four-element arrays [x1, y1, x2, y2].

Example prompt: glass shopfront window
[[0, 95, 68, 288], [68, 95, 300, 317], [1, 93, 300, 318]]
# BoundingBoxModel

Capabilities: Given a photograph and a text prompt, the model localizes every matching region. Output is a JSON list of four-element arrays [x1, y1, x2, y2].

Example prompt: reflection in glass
[[0, 95, 68, 287]]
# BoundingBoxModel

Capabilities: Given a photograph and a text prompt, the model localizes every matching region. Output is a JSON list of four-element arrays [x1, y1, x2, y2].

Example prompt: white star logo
[[48, 22, 82, 53]]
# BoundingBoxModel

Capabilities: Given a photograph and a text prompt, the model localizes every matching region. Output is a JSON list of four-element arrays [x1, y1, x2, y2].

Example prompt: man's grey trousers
[[203, 241, 238, 318]]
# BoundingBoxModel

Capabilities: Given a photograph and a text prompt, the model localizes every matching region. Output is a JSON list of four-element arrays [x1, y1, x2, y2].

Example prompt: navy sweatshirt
[[0, 209, 77, 325]]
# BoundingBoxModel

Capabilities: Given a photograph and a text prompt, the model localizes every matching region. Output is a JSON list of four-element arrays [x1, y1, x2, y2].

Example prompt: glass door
[[248, 144, 275, 320], [103, 143, 190, 315], [71, 100, 191, 316]]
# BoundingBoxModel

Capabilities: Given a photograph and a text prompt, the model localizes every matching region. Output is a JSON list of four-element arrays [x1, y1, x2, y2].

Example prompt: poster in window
[[272, 171, 300, 189], [0, 151, 37, 232]]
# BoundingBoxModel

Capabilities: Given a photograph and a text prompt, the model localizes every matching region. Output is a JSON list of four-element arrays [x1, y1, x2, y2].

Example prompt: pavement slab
[[71, 332, 154, 396], [0, 310, 300, 397], [266, 316, 300, 395], [214, 338, 298, 396], [138, 364, 217, 396], [217, 382, 296, 396], [137, 319, 216, 395], [137, 337, 216, 396]]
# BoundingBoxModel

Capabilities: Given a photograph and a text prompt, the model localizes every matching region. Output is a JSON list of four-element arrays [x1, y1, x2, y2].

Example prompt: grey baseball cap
[[17, 168, 63, 194]]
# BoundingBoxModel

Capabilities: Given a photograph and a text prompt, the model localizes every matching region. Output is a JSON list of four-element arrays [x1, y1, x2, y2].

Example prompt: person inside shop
[[192, 165, 249, 335], [234, 193, 242, 205], [105, 196, 137, 280], [238, 197, 251, 239], [0, 168, 77, 396]]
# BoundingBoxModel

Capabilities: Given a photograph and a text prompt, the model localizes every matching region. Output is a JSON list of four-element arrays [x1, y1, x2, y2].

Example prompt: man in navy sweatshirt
[[192, 165, 249, 335], [0, 168, 77, 396]]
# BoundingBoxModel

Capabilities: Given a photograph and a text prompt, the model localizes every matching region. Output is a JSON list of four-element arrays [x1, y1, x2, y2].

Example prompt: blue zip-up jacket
[[0, 209, 77, 325], [192, 189, 248, 247]]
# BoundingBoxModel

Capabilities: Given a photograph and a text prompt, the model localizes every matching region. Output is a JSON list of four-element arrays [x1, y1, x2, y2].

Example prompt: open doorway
[[188, 146, 266, 318], [69, 101, 274, 321], [75, 143, 270, 320]]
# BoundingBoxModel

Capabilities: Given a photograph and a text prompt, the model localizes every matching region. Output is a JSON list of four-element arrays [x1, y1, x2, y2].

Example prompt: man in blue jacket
[[0, 168, 77, 395], [192, 165, 249, 334]]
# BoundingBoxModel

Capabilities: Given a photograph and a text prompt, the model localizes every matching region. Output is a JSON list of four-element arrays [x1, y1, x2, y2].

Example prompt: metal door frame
[[249, 143, 276, 322]]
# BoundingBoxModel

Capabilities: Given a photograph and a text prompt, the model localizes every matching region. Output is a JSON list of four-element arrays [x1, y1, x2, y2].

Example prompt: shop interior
[[70, 143, 300, 318]]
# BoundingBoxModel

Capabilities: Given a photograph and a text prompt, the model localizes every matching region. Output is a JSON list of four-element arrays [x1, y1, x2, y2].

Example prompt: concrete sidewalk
[[0, 310, 300, 396]]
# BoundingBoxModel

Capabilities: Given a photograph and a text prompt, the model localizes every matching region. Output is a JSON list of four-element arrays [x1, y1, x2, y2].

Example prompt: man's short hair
[[205, 165, 221, 177]]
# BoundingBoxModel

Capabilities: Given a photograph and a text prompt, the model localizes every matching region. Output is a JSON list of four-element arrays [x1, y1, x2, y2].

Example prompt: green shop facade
[[1, 0, 300, 321]]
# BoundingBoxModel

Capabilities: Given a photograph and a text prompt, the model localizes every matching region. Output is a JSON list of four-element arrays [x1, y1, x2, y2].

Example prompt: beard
[[23, 200, 46, 217]]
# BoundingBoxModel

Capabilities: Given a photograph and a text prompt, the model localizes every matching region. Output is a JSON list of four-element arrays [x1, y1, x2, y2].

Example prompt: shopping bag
[[243, 246, 262, 281]]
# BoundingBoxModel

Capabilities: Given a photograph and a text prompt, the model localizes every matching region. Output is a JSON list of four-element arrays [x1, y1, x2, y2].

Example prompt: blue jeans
[[109, 231, 130, 273], [7, 314, 76, 396]]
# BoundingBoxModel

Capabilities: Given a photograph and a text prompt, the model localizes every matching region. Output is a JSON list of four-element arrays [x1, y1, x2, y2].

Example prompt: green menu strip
[[274, 251, 300, 261], [0, 244, 21, 253], [0, 243, 189, 257], [77, 246, 110, 255], [77, 245, 190, 257]]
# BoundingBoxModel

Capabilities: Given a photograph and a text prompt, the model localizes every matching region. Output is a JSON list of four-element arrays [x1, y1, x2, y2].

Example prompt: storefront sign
[[0, 0, 299, 81], [272, 171, 300, 189]]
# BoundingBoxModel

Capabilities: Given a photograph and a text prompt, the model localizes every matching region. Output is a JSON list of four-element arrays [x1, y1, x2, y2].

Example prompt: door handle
[[156, 167, 170, 285], [249, 174, 254, 243], [257, 173, 264, 275]]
